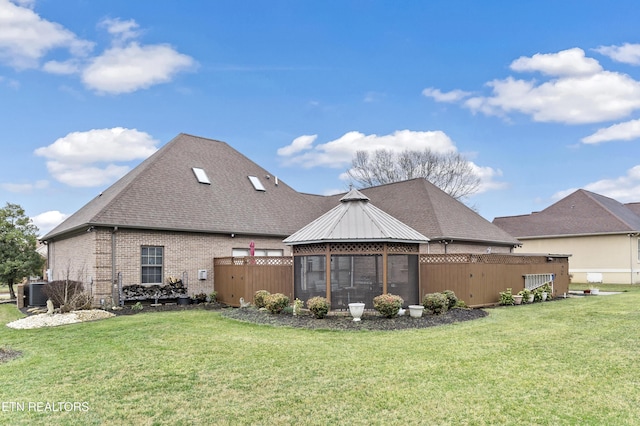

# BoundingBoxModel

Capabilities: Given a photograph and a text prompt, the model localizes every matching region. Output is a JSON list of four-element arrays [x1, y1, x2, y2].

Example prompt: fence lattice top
[[420, 254, 552, 264], [214, 257, 293, 266]]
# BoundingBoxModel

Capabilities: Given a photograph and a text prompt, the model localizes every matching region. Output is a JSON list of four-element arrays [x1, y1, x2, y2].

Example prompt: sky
[[2, 0, 640, 237]]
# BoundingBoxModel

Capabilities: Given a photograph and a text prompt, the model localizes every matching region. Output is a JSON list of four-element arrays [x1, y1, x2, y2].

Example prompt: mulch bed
[[221, 306, 488, 331]]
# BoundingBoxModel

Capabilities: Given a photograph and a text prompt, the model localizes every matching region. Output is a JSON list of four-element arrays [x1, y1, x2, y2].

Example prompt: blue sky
[[2, 0, 640, 236]]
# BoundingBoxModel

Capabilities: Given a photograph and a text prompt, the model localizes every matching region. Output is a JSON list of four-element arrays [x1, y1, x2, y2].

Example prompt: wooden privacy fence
[[214, 257, 293, 307], [214, 253, 570, 308], [419, 254, 569, 307]]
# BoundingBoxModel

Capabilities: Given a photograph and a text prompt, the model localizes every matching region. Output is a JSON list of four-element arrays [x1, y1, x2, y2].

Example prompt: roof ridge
[[581, 189, 640, 231]]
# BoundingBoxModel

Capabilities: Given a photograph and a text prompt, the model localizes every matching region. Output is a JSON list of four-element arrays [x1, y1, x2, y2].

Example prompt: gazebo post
[[382, 243, 388, 294], [325, 242, 331, 303]]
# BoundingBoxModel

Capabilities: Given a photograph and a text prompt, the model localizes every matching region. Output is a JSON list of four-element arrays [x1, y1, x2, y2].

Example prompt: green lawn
[[2, 286, 640, 425]]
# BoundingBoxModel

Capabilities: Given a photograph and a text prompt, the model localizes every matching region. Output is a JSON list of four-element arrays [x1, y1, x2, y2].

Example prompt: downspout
[[630, 233, 639, 285], [112, 227, 118, 303]]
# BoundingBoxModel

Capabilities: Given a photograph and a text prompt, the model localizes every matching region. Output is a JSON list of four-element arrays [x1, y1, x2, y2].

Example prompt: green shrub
[[208, 291, 218, 303], [373, 293, 403, 318], [254, 290, 270, 308], [264, 293, 290, 314], [306, 296, 330, 319], [423, 292, 448, 315], [499, 288, 515, 305], [192, 293, 207, 304], [442, 290, 458, 309]]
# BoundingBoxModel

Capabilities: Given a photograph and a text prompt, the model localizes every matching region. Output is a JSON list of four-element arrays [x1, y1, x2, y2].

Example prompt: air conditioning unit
[[198, 269, 208, 280]]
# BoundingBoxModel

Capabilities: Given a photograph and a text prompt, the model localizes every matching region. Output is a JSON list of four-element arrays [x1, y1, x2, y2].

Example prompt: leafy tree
[[346, 149, 481, 200], [0, 203, 44, 299]]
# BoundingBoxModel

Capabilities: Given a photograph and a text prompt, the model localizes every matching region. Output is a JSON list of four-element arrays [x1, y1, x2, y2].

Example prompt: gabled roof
[[43, 134, 324, 239], [283, 188, 430, 245], [493, 189, 640, 238], [308, 179, 520, 246]]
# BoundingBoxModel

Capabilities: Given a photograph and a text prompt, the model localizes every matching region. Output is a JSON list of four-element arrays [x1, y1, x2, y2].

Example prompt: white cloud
[[1, 179, 48, 193], [99, 17, 141, 45], [31, 210, 68, 236], [470, 164, 508, 194], [82, 42, 196, 94], [0, 2, 195, 94], [510, 48, 602, 76], [582, 118, 640, 144], [42, 59, 80, 75], [553, 165, 640, 203], [0, 0, 93, 69], [465, 70, 640, 124], [422, 87, 471, 103], [34, 128, 158, 187], [279, 129, 507, 194], [595, 43, 640, 65], [277, 135, 317, 156], [428, 47, 640, 125], [278, 130, 457, 168]]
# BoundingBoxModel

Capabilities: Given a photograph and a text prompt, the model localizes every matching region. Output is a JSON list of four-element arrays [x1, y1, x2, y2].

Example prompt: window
[[192, 167, 211, 184], [141, 246, 163, 284], [248, 176, 266, 191]]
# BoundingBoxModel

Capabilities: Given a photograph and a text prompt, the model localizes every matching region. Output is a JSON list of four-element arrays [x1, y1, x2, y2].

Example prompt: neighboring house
[[493, 189, 640, 284], [41, 133, 520, 305]]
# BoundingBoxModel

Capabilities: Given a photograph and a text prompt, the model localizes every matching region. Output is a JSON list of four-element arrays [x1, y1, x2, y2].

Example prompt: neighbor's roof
[[305, 179, 520, 246], [493, 189, 640, 238], [283, 188, 430, 245], [43, 134, 324, 239]]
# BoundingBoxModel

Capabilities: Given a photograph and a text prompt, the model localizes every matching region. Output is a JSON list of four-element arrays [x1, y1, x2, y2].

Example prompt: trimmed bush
[[254, 290, 270, 308], [43, 280, 84, 308], [423, 292, 448, 315], [306, 296, 330, 319], [264, 293, 290, 314], [442, 290, 458, 309], [373, 293, 404, 318], [499, 288, 515, 305]]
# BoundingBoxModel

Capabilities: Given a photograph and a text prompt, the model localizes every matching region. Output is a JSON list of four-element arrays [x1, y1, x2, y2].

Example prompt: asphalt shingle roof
[[493, 189, 640, 238], [43, 133, 520, 248]]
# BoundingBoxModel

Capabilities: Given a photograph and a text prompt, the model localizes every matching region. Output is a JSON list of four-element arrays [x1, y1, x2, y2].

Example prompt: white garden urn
[[408, 305, 425, 318], [348, 303, 365, 322]]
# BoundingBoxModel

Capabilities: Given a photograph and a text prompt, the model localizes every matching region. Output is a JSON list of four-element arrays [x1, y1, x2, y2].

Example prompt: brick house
[[41, 133, 520, 305]]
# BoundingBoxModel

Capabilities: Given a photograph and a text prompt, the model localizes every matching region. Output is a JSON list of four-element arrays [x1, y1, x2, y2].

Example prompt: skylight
[[248, 176, 266, 191], [192, 167, 211, 184]]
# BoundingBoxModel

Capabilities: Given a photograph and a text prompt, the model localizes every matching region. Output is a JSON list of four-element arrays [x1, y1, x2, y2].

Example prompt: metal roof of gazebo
[[283, 188, 430, 245]]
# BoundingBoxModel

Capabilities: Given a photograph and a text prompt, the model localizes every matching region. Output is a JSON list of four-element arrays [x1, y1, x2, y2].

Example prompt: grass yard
[[1, 285, 640, 425]]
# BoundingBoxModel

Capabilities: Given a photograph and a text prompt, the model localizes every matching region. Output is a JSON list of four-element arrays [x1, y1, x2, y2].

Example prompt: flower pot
[[513, 295, 523, 305], [527, 294, 535, 303], [177, 296, 191, 306], [348, 303, 365, 322], [541, 292, 548, 301], [408, 305, 425, 318]]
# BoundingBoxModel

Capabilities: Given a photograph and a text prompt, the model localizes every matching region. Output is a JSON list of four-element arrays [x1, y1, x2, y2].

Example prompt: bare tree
[[347, 149, 481, 200]]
